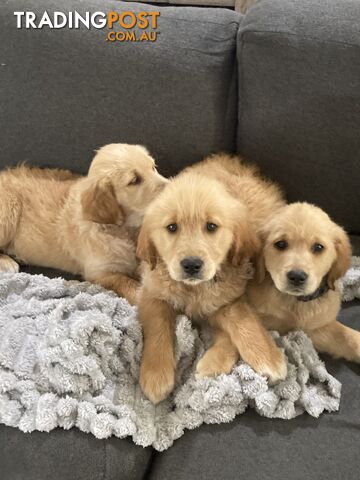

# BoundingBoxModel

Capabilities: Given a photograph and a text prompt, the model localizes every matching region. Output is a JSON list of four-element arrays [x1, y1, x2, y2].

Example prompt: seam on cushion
[[155, 17, 240, 28], [236, 24, 245, 153], [141, 8, 242, 27], [142, 450, 160, 480], [239, 29, 360, 49], [103, 440, 108, 480], [2, 0, 241, 28], [108, 1, 242, 27]]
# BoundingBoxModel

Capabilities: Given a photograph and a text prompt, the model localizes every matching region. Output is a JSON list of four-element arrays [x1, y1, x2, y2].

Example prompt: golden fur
[[0, 143, 167, 304], [136, 154, 287, 404], [246, 202, 360, 363], [193, 202, 358, 372]]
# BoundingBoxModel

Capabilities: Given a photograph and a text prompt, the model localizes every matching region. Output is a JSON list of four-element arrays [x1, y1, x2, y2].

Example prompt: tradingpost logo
[[14, 11, 160, 42]]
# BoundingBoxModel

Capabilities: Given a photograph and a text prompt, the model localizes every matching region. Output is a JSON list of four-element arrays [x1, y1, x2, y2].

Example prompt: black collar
[[296, 276, 329, 302]]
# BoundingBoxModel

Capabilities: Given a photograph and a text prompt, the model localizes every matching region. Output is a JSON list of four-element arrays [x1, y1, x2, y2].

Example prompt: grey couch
[[1, 1, 359, 479]]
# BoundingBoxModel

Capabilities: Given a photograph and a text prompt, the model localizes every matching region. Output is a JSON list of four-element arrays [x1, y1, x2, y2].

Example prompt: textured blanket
[[1, 259, 359, 451]]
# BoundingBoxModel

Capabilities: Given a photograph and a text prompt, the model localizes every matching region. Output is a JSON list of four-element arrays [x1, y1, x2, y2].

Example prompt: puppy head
[[82, 144, 168, 225], [137, 172, 259, 285], [258, 202, 351, 295]]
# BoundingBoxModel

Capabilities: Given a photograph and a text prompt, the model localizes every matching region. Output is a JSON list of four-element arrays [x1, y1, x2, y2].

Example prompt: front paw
[[196, 348, 238, 378], [256, 350, 288, 385], [140, 362, 175, 404]]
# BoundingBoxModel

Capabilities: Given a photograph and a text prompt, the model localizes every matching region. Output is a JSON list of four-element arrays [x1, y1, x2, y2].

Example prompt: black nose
[[287, 269, 308, 286], [180, 256, 203, 276]]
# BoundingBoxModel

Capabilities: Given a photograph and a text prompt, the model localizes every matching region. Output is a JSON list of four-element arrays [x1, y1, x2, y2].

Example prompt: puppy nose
[[287, 269, 308, 286], [180, 256, 203, 276]]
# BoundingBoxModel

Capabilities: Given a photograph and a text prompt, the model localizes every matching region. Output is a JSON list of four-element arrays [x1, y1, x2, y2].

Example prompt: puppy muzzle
[[180, 256, 204, 280], [286, 269, 308, 292]]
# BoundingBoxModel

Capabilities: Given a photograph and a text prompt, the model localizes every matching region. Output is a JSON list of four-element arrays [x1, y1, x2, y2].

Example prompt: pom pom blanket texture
[[1, 257, 359, 450]]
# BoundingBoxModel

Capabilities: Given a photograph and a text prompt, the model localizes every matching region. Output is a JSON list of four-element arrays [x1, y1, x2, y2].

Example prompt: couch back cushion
[[237, 0, 360, 234], [0, 0, 240, 177]]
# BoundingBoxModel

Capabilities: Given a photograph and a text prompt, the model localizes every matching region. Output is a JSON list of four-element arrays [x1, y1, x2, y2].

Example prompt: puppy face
[[82, 144, 167, 224], [260, 203, 351, 295], [137, 173, 259, 285]]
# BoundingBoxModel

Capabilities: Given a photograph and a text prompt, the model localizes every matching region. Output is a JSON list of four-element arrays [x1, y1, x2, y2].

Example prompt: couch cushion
[[0, 267, 153, 480], [147, 301, 360, 480], [237, 0, 360, 234], [3, 266, 360, 479], [0, 0, 240, 177], [0, 427, 153, 480]]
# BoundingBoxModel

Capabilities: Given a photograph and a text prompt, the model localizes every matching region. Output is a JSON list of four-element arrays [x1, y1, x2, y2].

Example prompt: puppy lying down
[[136, 154, 288, 404], [248, 203, 360, 362], [0, 144, 167, 305], [207, 202, 360, 370]]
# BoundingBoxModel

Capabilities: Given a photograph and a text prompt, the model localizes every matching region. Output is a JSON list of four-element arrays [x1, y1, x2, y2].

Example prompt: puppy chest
[[169, 283, 245, 320]]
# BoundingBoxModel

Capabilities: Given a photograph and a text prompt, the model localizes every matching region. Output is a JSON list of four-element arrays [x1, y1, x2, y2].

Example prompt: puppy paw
[[0, 256, 19, 274], [257, 350, 288, 385], [196, 348, 238, 378], [140, 363, 175, 404]]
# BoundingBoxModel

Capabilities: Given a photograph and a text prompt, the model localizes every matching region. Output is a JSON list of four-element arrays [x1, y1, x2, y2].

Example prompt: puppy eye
[[274, 240, 288, 250], [128, 174, 142, 186], [166, 223, 178, 233], [312, 243, 325, 253], [206, 222, 218, 233]]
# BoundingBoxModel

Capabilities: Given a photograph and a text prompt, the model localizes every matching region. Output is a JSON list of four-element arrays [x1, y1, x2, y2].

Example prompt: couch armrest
[[237, 0, 360, 234]]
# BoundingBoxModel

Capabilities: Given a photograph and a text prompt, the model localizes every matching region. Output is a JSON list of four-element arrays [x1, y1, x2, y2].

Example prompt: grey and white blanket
[[0, 258, 359, 451]]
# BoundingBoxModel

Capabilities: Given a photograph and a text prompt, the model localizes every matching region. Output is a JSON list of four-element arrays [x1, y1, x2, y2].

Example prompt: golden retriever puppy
[[0, 143, 167, 304], [245, 202, 360, 363], [136, 154, 287, 404]]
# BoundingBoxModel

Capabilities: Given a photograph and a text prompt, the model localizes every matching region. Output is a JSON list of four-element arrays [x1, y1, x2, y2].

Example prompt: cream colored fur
[[136, 154, 288, 404], [0, 144, 167, 304], [247, 203, 360, 363]]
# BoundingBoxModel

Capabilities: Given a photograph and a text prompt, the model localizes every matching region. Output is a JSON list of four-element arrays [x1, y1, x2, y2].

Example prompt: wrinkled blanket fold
[[0, 258, 359, 450]]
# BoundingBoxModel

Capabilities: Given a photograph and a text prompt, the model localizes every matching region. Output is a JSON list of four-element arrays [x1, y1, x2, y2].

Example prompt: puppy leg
[[0, 254, 19, 273], [308, 321, 360, 363], [86, 272, 140, 306], [139, 292, 176, 404], [211, 300, 287, 383], [196, 329, 238, 378]]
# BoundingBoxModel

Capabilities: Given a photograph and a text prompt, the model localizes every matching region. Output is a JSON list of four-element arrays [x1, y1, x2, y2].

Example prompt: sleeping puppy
[[136, 154, 287, 404], [0, 144, 167, 304], [246, 202, 360, 362]]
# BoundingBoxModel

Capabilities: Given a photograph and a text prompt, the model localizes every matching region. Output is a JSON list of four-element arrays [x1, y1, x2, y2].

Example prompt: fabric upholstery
[[237, 0, 360, 234], [0, 0, 240, 177], [1, 0, 360, 478], [1, 427, 153, 480], [145, 303, 360, 480], [2, 268, 360, 479]]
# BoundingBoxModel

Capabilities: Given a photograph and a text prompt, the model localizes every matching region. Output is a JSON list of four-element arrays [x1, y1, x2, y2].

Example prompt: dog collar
[[296, 276, 329, 302]]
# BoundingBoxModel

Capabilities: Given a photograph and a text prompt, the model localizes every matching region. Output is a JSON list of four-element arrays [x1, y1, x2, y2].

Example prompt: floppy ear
[[327, 226, 352, 289], [228, 220, 261, 267], [136, 224, 157, 270], [254, 251, 266, 283], [81, 178, 123, 225]]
